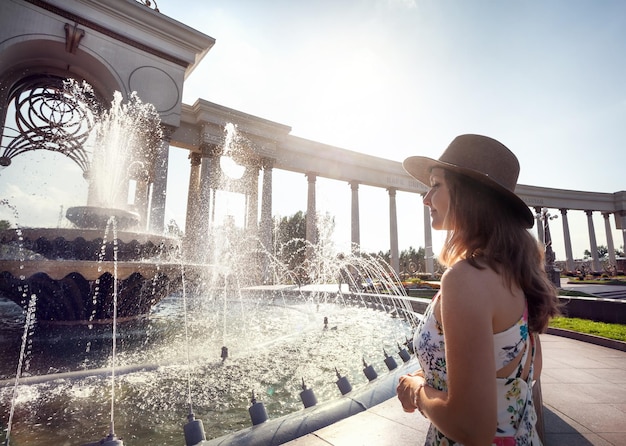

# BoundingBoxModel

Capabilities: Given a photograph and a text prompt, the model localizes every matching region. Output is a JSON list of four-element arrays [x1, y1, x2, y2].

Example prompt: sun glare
[[219, 155, 245, 179]]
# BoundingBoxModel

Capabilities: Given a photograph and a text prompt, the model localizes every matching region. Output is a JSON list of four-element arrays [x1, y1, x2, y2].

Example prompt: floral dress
[[413, 293, 541, 446]]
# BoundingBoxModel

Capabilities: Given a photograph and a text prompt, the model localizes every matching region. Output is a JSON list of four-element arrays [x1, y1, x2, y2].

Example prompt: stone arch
[[0, 35, 125, 112]]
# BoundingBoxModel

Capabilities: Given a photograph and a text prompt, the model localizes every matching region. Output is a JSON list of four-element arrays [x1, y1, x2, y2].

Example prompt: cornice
[[25, 0, 215, 74]]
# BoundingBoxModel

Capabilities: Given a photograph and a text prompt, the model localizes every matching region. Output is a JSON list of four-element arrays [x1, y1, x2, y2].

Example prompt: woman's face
[[423, 168, 451, 230]]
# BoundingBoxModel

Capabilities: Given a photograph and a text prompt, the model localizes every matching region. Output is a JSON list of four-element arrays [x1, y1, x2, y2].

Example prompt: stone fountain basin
[[0, 228, 180, 262], [0, 228, 185, 324], [0, 227, 176, 244], [0, 259, 182, 281], [65, 206, 140, 231]]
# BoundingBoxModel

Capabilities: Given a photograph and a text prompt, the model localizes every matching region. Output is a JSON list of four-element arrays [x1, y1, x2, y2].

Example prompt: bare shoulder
[[441, 260, 493, 289], [441, 260, 499, 307]]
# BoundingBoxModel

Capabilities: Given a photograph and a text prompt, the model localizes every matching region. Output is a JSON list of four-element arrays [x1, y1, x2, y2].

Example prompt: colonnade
[[180, 149, 625, 276], [535, 208, 625, 273], [164, 98, 626, 278], [182, 148, 276, 263]]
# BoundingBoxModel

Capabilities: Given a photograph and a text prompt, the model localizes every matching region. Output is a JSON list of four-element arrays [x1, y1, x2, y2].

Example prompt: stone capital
[[261, 157, 275, 170], [200, 143, 222, 158], [189, 152, 202, 166]]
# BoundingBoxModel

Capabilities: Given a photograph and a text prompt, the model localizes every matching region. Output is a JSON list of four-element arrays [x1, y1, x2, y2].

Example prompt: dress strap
[[512, 305, 533, 380]]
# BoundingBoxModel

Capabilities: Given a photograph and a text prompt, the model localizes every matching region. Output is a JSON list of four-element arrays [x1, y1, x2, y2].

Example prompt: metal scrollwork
[[0, 75, 100, 174]]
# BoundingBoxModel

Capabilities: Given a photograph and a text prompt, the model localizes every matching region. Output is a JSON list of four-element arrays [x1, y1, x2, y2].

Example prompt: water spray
[[180, 261, 206, 444], [4, 292, 37, 446], [82, 217, 124, 445]]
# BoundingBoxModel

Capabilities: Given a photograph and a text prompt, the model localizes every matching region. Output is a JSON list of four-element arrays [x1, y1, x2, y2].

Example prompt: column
[[199, 145, 220, 260], [388, 187, 399, 275], [306, 173, 317, 254], [534, 207, 544, 244], [350, 181, 360, 254], [260, 158, 274, 250], [245, 162, 260, 235], [184, 152, 202, 259], [621, 213, 626, 269], [585, 210, 601, 272], [260, 159, 274, 283], [623, 228, 626, 271], [149, 126, 173, 233], [559, 209, 575, 272], [423, 202, 434, 276], [208, 153, 222, 228], [603, 212, 617, 270]]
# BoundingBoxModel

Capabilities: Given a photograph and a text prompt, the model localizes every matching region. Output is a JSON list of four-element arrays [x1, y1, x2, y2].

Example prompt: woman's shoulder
[[441, 260, 503, 301], [442, 258, 495, 283]]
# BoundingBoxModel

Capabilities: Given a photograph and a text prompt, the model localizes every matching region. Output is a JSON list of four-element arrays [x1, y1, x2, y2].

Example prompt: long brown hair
[[439, 170, 559, 333]]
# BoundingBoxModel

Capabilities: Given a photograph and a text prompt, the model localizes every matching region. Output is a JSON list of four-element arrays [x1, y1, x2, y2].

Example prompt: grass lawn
[[549, 316, 626, 342]]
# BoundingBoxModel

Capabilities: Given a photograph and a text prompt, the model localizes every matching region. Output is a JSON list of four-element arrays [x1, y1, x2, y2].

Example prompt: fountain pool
[[0, 284, 420, 445]]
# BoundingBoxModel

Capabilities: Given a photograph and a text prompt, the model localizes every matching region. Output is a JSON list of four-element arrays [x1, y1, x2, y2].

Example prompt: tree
[[584, 245, 624, 259], [0, 220, 10, 231], [271, 211, 336, 282], [273, 211, 307, 273], [366, 246, 442, 278]]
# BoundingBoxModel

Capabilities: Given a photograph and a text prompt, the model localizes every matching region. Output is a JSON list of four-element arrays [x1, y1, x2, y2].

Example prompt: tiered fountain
[[0, 82, 182, 327]]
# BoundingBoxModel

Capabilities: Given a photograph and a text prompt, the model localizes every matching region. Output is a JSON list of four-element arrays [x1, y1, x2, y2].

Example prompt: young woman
[[396, 134, 559, 446]]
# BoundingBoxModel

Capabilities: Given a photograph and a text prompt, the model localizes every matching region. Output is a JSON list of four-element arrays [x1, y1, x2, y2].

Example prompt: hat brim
[[403, 156, 534, 229]]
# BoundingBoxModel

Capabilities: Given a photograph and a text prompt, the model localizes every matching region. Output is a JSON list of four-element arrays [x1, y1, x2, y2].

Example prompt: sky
[[1, 0, 625, 262], [159, 0, 626, 260]]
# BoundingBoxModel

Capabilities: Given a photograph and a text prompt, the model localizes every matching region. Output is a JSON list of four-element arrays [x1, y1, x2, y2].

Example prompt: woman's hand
[[396, 370, 425, 413]]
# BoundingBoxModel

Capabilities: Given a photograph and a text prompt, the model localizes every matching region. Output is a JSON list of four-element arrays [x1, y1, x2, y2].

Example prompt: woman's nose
[[423, 189, 432, 206]]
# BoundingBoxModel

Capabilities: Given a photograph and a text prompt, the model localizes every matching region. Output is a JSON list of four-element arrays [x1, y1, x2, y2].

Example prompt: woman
[[396, 134, 559, 446]]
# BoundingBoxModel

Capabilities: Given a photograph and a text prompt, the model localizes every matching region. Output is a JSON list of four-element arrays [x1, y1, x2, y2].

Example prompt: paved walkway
[[283, 334, 626, 446], [559, 277, 626, 300]]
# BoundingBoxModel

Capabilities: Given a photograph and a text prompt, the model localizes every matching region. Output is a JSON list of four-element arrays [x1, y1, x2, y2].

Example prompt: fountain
[[0, 79, 425, 445], [0, 79, 182, 326]]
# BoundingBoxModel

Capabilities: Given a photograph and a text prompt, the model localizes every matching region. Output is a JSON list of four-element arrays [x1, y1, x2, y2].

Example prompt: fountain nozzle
[[362, 357, 378, 381], [80, 433, 124, 446], [406, 336, 415, 354], [299, 378, 318, 408], [249, 390, 269, 425], [183, 411, 206, 446], [397, 342, 411, 363], [334, 367, 353, 395], [383, 348, 398, 371]]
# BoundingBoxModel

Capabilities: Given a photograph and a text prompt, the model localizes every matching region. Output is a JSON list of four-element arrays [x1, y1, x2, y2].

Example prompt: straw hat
[[403, 134, 534, 228]]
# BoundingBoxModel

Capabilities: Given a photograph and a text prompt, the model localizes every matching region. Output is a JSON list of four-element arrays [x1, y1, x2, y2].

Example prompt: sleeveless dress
[[413, 293, 542, 446]]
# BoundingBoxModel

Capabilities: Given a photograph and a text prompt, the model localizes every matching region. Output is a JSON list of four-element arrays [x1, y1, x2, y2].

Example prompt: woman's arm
[[419, 264, 498, 445], [534, 333, 542, 379]]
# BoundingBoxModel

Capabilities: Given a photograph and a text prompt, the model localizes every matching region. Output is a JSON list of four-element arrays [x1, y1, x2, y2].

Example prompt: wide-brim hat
[[403, 134, 534, 228]]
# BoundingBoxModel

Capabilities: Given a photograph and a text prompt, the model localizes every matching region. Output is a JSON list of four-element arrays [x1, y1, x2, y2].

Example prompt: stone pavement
[[559, 277, 626, 300], [283, 334, 626, 446]]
